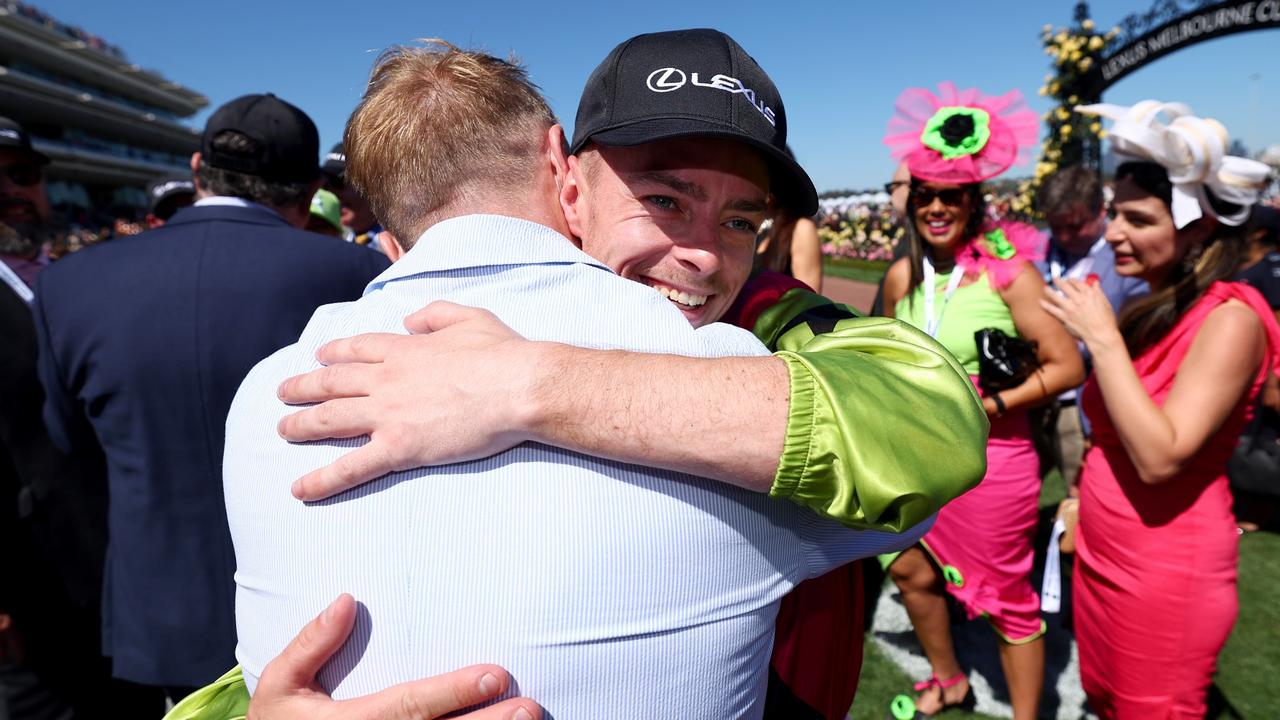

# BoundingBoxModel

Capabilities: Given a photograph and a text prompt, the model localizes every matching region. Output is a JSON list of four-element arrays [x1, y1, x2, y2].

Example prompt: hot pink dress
[[891, 223, 1048, 643], [1074, 282, 1280, 719]]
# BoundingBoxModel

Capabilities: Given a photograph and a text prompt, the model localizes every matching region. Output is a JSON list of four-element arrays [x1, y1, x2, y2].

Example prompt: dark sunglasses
[[0, 164, 42, 187], [883, 180, 908, 194], [911, 187, 968, 207]]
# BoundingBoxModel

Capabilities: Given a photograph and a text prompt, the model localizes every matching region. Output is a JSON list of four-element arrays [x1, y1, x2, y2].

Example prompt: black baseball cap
[[321, 143, 346, 178], [200, 94, 319, 183], [0, 117, 51, 165], [146, 174, 195, 213], [570, 29, 817, 216]]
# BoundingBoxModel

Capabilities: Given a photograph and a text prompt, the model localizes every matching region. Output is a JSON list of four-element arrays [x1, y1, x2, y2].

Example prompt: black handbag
[[1229, 406, 1280, 500], [974, 327, 1041, 396]]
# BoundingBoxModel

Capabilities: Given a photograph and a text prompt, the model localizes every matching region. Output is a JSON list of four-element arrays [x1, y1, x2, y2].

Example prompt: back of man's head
[[344, 40, 557, 247], [194, 94, 320, 217], [1037, 164, 1104, 218]]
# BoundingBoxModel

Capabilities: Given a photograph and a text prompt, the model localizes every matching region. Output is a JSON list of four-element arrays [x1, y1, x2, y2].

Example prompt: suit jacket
[[1, 278, 108, 616], [2, 273, 115, 717], [33, 203, 389, 687]]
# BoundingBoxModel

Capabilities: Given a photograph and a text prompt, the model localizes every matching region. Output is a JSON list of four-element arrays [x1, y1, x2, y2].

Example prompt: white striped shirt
[[224, 215, 929, 719]]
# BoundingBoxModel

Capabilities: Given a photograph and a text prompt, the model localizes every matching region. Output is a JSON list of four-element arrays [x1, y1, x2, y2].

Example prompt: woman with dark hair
[[756, 147, 823, 292], [1043, 101, 1280, 719], [879, 83, 1085, 719], [756, 210, 823, 292]]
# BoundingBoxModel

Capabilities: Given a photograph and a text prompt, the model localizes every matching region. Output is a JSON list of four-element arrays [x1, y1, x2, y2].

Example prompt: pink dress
[[921, 397, 1044, 642], [891, 225, 1048, 643], [1074, 282, 1280, 719]]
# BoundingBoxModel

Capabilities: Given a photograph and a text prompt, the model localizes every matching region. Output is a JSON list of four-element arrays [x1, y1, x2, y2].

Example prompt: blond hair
[[344, 40, 557, 245]]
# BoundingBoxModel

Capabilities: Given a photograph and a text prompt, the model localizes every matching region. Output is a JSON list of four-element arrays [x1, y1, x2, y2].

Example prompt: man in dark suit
[[0, 115, 148, 719], [32, 94, 389, 702]]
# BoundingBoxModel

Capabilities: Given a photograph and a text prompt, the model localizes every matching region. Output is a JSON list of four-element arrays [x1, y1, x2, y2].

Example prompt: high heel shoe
[[888, 672, 975, 719]]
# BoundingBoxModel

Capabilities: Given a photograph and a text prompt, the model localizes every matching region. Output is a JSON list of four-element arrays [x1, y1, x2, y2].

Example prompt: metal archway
[[1084, 0, 1280, 96]]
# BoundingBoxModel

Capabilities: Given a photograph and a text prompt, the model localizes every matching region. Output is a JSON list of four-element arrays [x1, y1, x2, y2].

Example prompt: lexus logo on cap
[[643, 67, 777, 126], [646, 68, 686, 93]]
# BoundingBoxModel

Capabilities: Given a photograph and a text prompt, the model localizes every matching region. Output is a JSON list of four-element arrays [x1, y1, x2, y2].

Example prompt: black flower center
[[939, 114, 976, 147]]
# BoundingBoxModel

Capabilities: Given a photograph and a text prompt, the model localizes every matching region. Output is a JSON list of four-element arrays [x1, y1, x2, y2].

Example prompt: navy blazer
[[33, 203, 390, 687]]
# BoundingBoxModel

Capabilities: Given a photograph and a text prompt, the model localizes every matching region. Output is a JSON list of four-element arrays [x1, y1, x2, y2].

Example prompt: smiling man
[[221, 32, 985, 720]]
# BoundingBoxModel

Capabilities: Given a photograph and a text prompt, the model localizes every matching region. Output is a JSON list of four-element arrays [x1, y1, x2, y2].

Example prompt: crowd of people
[[2, 1, 127, 60], [2, 25, 1278, 720]]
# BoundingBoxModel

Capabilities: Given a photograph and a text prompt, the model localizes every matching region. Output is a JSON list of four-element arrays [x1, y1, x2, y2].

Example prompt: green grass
[[824, 257, 891, 285], [1212, 530, 1280, 719]]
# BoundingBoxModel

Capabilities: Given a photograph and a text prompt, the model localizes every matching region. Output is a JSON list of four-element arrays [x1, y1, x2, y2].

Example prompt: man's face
[[1046, 203, 1106, 255], [338, 184, 378, 234], [0, 147, 50, 227], [888, 161, 911, 222], [569, 137, 770, 328]]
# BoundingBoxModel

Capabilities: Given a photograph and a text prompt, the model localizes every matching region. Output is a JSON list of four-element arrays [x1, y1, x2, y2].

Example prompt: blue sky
[[34, 0, 1279, 191]]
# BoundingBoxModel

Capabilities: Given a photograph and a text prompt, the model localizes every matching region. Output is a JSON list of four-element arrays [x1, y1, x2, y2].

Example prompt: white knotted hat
[[1075, 100, 1271, 228]]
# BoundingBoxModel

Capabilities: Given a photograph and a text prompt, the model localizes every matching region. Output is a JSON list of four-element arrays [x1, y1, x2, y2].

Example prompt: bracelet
[[992, 393, 1007, 417], [1034, 369, 1048, 398]]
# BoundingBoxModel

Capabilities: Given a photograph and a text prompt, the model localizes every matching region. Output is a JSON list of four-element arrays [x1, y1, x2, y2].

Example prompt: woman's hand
[[1040, 278, 1123, 351], [996, 265, 1086, 411]]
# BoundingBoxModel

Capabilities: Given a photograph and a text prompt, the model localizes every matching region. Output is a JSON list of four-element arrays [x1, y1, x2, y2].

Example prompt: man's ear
[[560, 153, 588, 247], [377, 231, 404, 262], [545, 124, 569, 190], [190, 153, 204, 193]]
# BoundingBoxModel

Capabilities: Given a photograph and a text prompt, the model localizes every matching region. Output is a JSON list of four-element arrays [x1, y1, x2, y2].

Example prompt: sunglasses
[[0, 164, 42, 187], [911, 187, 968, 208], [883, 180, 908, 194]]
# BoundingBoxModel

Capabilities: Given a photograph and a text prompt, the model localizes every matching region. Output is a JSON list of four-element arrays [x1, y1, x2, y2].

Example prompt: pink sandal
[[888, 672, 975, 719]]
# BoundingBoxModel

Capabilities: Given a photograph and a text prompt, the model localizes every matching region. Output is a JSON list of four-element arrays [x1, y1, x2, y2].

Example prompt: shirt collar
[[366, 214, 611, 295], [194, 196, 284, 219], [1051, 234, 1108, 267]]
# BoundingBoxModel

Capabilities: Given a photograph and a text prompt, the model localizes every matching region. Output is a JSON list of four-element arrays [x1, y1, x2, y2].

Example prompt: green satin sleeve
[[163, 665, 249, 720], [751, 288, 988, 531]]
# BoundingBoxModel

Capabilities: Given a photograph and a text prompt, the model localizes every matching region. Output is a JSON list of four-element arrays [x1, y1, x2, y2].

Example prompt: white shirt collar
[[366, 214, 610, 296], [194, 196, 283, 219]]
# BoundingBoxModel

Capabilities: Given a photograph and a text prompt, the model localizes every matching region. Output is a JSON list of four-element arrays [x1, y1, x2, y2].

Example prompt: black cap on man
[[200, 93, 319, 184], [571, 29, 817, 217]]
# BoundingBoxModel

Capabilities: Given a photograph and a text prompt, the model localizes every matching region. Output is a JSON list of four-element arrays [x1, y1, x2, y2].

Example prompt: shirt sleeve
[[751, 287, 988, 532], [798, 512, 935, 580]]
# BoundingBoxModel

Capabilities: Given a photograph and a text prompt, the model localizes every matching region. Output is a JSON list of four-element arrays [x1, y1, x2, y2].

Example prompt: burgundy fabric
[[767, 565, 865, 720], [722, 270, 812, 332]]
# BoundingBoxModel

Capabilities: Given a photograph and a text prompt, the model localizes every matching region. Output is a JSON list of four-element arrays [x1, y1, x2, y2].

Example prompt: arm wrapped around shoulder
[[755, 290, 988, 532]]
